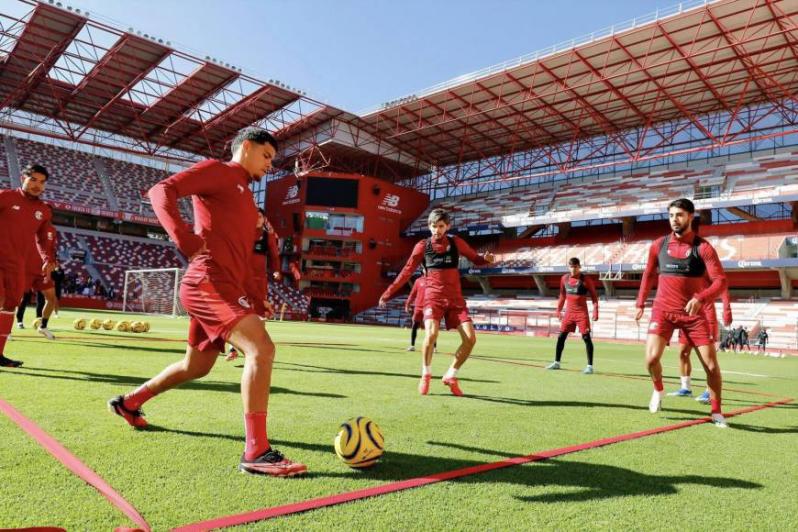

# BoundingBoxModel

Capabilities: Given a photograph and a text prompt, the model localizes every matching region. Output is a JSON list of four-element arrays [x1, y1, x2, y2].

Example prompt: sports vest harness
[[422, 236, 459, 273], [564, 274, 588, 296], [657, 234, 706, 278]]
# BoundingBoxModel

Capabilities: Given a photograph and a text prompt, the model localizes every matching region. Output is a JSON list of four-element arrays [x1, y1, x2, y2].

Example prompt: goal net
[[123, 268, 186, 316]]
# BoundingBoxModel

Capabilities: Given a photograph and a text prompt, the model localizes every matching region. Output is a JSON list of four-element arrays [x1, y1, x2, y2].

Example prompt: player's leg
[[15, 291, 28, 328], [645, 333, 669, 413], [0, 271, 24, 367], [229, 315, 306, 476], [408, 320, 420, 351], [693, 343, 725, 427], [36, 287, 57, 340], [548, 318, 573, 369], [579, 317, 594, 374], [441, 320, 476, 396], [669, 336, 693, 396], [418, 317, 439, 395]]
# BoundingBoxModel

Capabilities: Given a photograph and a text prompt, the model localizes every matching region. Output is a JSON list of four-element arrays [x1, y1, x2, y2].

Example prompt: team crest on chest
[[34, 210, 43, 220]]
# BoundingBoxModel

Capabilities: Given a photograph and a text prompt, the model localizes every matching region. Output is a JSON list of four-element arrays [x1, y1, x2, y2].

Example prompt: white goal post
[[123, 268, 185, 317]]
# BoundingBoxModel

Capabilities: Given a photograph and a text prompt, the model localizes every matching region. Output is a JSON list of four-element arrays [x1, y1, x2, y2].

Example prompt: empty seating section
[[353, 296, 408, 326], [409, 149, 798, 231], [268, 282, 310, 314], [479, 233, 793, 270], [15, 139, 110, 209], [102, 157, 169, 216]]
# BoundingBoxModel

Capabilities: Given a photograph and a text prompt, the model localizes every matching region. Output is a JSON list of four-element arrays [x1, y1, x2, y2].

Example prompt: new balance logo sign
[[283, 185, 300, 205], [378, 193, 401, 214]]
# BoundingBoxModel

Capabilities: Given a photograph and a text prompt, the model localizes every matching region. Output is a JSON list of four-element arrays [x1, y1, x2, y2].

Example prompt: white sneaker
[[16, 322, 24, 329], [545, 361, 560, 370], [37, 327, 55, 340], [649, 390, 664, 413], [711, 413, 728, 428], [406, 346, 415, 352]]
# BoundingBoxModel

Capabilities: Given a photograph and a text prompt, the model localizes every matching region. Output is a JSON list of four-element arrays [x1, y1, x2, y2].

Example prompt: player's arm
[[587, 277, 599, 320], [555, 276, 566, 317], [689, 243, 727, 316], [148, 160, 223, 259], [635, 240, 660, 321], [721, 287, 732, 326], [453, 236, 494, 265], [266, 226, 282, 281], [405, 281, 418, 312], [36, 208, 57, 275], [379, 242, 424, 306], [244, 254, 271, 318]]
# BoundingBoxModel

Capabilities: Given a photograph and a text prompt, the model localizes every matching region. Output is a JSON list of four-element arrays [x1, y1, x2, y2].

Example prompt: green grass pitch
[[1, 309, 796, 530]]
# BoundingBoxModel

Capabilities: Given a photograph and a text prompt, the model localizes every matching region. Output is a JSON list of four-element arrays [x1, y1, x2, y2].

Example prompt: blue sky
[[57, 0, 667, 112]]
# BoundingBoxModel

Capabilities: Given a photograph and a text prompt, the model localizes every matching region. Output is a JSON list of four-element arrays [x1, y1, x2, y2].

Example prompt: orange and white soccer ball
[[334, 417, 384, 468]]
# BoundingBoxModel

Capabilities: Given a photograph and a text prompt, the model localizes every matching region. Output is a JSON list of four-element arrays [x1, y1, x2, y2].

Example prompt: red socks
[[653, 378, 664, 392], [711, 398, 722, 415], [0, 311, 14, 354], [244, 411, 269, 461], [123, 384, 156, 411]]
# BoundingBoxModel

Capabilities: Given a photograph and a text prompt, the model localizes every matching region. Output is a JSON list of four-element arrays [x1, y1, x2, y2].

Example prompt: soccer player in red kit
[[379, 208, 494, 396], [0, 164, 56, 367], [635, 198, 728, 427], [17, 225, 59, 340], [404, 276, 426, 352], [546, 257, 599, 374], [108, 127, 306, 476], [669, 284, 732, 399], [226, 208, 281, 361]]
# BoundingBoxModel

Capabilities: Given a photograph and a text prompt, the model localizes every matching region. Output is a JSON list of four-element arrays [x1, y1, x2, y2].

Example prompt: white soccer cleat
[[16, 322, 24, 329], [711, 413, 728, 428], [545, 361, 561, 370], [37, 327, 55, 341], [406, 346, 415, 352], [649, 390, 664, 413]]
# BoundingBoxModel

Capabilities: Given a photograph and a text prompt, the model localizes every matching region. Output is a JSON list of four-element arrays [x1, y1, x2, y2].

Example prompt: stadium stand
[[268, 281, 311, 316], [99, 156, 168, 217], [0, 135, 10, 187], [353, 295, 408, 327]]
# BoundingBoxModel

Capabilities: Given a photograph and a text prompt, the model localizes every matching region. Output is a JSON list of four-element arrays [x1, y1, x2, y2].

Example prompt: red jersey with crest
[[0, 188, 55, 272]]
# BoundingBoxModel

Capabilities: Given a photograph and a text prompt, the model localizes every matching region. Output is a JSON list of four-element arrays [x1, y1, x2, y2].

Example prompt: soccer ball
[[131, 321, 146, 333], [334, 417, 384, 468], [31, 317, 42, 329], [142, 321, 150, 332], [73, 318, 87, 330], [116, 321, 130, 332], [89, 318, 102, 330], [102, 319, 116, 330]]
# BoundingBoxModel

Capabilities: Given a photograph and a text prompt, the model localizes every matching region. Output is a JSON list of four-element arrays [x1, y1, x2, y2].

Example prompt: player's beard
[[672, 222, 688, 235]]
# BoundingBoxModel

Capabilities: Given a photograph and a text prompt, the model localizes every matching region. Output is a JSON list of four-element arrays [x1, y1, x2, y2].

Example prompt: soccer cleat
[[667, 388, 693, 397], [711, 413, 728, 428], [0, 355, 23, 367], [582, 365, 593, 374], [16, 322, 24, 329], [239, 448, 307, 477], [442, 376, 464, 396], [546, 361, 561, 370], [107, 395, 148, 429], [406, 346, 415, 352], [37, 327, 55, 340], [696, 391, 711, 404], [649, 390, 664, 413], [418, 374, 431, 395]]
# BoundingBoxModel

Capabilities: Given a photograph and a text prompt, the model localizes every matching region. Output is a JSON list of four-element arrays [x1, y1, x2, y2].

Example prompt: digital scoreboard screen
[[305, 177, 359, 208]]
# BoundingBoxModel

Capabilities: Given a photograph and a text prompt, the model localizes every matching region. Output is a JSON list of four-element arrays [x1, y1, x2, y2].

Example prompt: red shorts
[[26, 272, 53, 293], [648, 308, 712, 347], [560, 313, 590, 334], [412, 309, 424, 325], [180, 275, 256, 353], [0, 268, 25, 310], [423, 298, 471, 330], [679, 320, 718, 346]]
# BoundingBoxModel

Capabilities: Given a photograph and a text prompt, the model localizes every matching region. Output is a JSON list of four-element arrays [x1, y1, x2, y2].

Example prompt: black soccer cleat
[[0, 355, 23, 368]]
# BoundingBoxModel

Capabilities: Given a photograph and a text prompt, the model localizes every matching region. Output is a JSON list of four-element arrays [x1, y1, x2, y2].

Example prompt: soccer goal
[[123, 268, 186, 317]]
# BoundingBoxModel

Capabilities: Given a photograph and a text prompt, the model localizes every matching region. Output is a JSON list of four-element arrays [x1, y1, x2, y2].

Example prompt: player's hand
[[379, 296, 388, 308], [723, 312, 732, 327], [634, 307, 644, 322], [483, 252, 495, 264], [262, 300, 275, 319], [272, 271, 283, 281], [684, 297, 702, 316], [42, 260, 56, 276], [592, 312, 599, 322], [557, 311, 564, 321]]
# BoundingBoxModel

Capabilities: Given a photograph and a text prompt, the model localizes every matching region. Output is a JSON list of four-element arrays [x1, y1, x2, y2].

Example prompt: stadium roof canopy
[[1, 0, 797, 184]]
